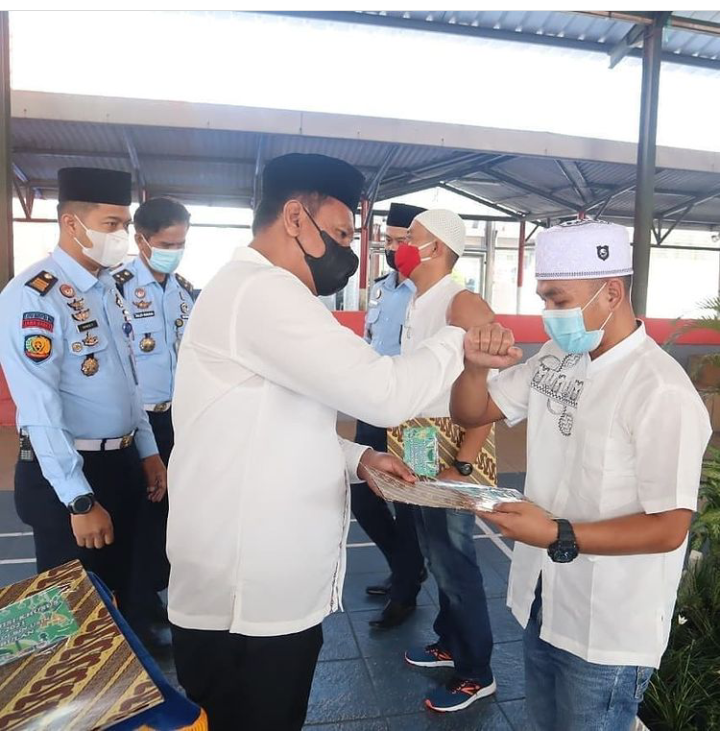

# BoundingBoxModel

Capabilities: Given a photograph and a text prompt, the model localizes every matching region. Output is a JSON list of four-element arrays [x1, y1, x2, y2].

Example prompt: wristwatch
[[547, 519, 579, 563], [453, 459, 474, 477], [67, 494, 96, 515]]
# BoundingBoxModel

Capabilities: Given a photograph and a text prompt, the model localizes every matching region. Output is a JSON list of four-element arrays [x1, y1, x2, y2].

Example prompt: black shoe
[[369, 600, 416, 630], [366, 575, 393, 596]]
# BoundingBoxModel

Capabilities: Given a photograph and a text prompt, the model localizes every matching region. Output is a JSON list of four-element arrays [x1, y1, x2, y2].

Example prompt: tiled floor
[[0, 420, 531, 730]]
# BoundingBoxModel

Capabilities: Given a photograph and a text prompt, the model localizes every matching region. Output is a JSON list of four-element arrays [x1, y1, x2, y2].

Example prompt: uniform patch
[[24, 334, 52, 363], [77, 320, 99, 333], [59, 284, 76, 298], [133, 310, 155, 319], [25, 271, 58, 296], [113, 269, 134, 286], [22, 312, 54, 332]]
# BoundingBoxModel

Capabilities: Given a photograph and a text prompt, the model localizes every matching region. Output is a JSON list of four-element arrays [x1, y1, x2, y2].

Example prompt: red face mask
[[395, 241, 435, 278]]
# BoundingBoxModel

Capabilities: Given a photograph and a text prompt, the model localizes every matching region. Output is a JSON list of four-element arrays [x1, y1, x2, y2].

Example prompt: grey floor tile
[[0, 493, 26, 532], [491, 642, 525, 703], [321, 611, 361, 662], [347, 546, 392, 575], [0, 561, 36, 587], [386, 703, 513, 730], [306, 659, 382, 724], [475, 540, 512, 570], [487, 598, 523, 645], [0, 535, 35, 559], [365, 655, 452, 716], [349, 606, 438, 659], [348, 522, 373, 544], [498, 700, 530, 731], [303, 720, 388, 731], [342, 572, 434, 612]]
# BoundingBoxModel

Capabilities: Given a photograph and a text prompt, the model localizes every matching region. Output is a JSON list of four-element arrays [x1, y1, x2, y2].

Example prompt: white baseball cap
[[414, 209, 466, 257], [535, 219, 633, 280]]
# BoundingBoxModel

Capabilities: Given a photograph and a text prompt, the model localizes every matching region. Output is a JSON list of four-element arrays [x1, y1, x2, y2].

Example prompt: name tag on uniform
[[133, 311, 156, 319]]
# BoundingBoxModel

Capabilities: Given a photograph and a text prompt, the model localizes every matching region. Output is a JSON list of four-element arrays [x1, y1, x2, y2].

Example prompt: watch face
[[72, 495, 94, 514], [551, 545, 578, 563], [454, 462, 473, 476]]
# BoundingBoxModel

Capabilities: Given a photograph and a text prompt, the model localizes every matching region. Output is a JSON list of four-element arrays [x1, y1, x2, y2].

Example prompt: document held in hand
[[364, 465, 527, 513]]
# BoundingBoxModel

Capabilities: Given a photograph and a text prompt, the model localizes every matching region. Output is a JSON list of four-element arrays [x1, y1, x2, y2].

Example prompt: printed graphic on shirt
[[24, 334, 52, 364], [530, 353, 585, 436], [22, 312, 54, 332]]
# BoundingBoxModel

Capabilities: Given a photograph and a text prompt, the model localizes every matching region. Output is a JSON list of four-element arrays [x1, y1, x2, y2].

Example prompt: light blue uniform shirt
[[111, 257, 194, 405], [365, 270, 415, 356], [0, 247, 158, 505]]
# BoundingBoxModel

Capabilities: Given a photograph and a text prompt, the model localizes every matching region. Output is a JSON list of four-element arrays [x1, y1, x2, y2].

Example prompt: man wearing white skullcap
[[450, 219, 711, 729], [389, 209, 500, 712]]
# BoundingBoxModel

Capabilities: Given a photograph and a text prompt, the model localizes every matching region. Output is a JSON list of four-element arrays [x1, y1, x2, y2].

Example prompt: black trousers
[[171, 623, 323, 731], [351, 420, 425, 605], [14, 445, 144, 609], [131, 408, 174, 595]]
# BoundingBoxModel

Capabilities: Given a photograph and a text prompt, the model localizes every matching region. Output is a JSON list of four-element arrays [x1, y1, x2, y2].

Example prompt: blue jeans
[[525, 593, 654, 731], [415, 507, 494, 685]]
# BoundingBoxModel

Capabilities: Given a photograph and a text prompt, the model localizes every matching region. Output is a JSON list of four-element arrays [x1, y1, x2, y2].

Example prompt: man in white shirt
[[450, 220, 712, 730], [166, 154, 474, 731], [389, 209, 499, 713]]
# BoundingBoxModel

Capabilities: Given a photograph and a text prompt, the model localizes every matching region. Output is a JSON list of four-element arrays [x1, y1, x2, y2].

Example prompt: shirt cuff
[[134, 429, 159, 460], [340, 439, 371, 484], [50, 471, 94, 507]]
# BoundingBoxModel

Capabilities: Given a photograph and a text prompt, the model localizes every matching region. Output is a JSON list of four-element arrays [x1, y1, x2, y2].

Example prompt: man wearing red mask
[[391, 209, 498, 712]]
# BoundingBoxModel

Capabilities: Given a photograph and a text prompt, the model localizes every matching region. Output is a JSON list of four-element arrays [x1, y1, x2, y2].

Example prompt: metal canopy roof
[[10, 91, 720, 235], [273, 11, 720, 72]]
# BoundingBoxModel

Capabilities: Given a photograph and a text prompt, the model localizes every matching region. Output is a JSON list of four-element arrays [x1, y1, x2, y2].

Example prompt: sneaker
[[405, 642, 455, 668], [425, 676, 497, 712]]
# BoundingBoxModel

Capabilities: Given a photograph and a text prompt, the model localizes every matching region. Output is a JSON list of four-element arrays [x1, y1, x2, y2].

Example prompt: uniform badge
[[175, 318, 184, 329], [81, 354, 99, 376], [77, 320, 99, 333], [66, 298, 86, 311], [82, 333, 99, 347], [135, 287, 146, 299], [122, 322, 134, 338], [597, 245, 610, 261], [114, 291, 124, 309], [22, 312, 54, 332], [71, 342, 83, 353], [180, 302, 189, 314], [59, 284, 76, 299], [133, 299, 152, 310], [133, 310, 155, 319], [24, 334, 52, 363], [25, 272, 58, 296], [139, 334, 156, 352], [72, 309, 91, 322]]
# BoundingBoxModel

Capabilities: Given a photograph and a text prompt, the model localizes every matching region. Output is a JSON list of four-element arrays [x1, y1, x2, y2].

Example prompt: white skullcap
[[414, 209, 466, 257], [535, 219, 633, 280]]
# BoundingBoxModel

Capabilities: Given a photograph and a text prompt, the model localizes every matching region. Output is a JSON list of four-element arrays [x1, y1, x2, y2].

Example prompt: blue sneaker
[[425, 676, 497, 712], [405, 642, 454, 668]]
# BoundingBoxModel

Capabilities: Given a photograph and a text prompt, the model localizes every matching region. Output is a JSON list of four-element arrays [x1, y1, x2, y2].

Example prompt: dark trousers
[[415, 506, 494, 685], [171, 623, 323, 731], [14, 445, 144, 610], [132, 408, 173, 595], [350, 420, 425, 605]]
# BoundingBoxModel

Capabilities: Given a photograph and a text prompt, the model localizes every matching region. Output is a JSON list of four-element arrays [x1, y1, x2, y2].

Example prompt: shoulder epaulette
[[112, 269, 135, 286], [175, 273, 194, 295], [24, 271, 58, 296], [374, 273, 390, 284]]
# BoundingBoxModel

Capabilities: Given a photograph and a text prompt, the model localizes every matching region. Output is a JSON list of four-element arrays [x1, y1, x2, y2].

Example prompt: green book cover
[[0, 586, 79, 666]]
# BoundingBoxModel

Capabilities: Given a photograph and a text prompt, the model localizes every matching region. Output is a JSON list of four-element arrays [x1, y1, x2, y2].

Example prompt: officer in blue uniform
[[0, 167, 166, 615], [112, 197, 194, 620], [353, 202, 428, 629]]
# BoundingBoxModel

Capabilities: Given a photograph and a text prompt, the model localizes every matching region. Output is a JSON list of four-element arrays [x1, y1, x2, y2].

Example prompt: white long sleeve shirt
[[167, 247, 465, 637]]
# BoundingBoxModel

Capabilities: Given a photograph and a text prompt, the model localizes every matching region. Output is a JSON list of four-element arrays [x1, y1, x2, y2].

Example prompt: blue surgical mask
[[542, 283, 612, 354], [142, 236, 185, 274]]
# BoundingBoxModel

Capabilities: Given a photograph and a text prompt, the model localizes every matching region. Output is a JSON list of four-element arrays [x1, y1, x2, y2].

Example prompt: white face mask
[[73, 215, 129, 268]]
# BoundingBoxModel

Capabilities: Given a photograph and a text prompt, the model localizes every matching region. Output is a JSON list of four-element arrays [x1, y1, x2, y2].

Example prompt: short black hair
[[133, 197, 190, 237], [57, 200, 98, 220], [252, 192, 328, 236]]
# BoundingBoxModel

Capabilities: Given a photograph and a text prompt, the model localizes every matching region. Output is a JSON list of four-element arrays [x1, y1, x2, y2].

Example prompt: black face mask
[[385, 249, 397, 271], [296, 209, 359, 296]]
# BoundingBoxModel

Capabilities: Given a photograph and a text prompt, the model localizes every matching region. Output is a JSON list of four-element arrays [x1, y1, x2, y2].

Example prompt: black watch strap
[[548, 519, 579, 563], [68, 493, 95, 515], [453, 459, 473, 476]]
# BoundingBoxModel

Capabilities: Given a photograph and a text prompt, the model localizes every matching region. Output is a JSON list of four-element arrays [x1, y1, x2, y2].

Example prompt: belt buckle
[[119, 434, 133, 449], [153, 402, 169, 413]]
